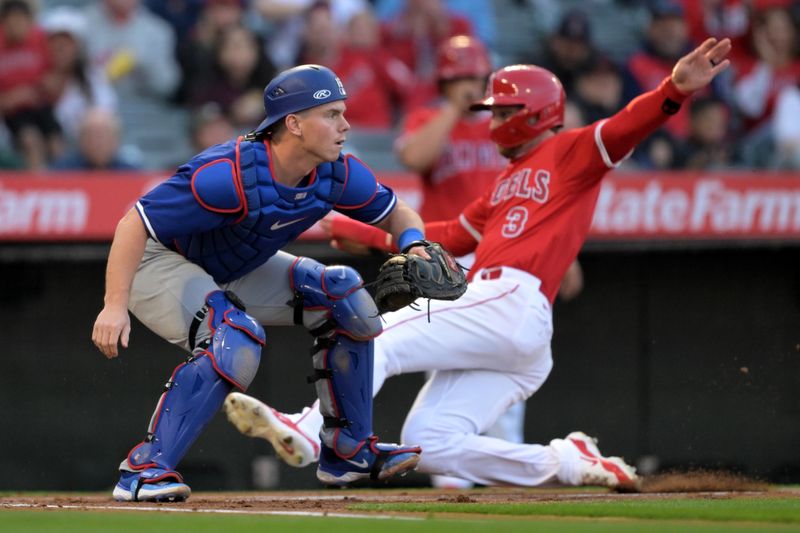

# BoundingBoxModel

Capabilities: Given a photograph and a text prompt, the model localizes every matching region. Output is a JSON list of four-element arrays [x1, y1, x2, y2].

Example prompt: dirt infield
[[1, 478, 794, 517]]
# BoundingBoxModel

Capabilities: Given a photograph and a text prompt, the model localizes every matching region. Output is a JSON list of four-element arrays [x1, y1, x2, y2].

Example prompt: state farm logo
[[0, 185, 88, 234], [592, 179, 800, 236]]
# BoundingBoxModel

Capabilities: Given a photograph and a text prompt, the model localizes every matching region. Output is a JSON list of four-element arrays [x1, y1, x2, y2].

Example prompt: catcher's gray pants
[[129, 241, 326, 351]]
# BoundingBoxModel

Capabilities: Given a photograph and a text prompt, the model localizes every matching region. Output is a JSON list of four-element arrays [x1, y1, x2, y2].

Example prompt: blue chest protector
[[176, 138, 347, 283]]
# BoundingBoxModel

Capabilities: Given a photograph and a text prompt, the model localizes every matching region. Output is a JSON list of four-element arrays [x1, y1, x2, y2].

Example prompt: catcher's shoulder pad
[[191, 158, 243, 213], [335, 154, 378, 208]]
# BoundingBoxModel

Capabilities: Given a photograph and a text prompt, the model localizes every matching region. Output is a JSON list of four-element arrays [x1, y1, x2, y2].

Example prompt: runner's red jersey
[[461, 122, 613, 301], [426, 77, 689, 302]]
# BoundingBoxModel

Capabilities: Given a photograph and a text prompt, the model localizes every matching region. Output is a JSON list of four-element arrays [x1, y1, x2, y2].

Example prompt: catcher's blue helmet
[[255, 64, 348, 133]]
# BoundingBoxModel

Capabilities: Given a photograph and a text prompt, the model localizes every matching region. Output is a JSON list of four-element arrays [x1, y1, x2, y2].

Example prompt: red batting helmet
[[436, 35, 492, 81], [470, 65, 566, 148]]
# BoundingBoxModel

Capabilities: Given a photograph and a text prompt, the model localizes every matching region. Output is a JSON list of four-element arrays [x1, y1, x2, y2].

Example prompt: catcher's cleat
[[224, 392, 320, 468], [112, 468, 191, 502], [564, 431, 640, 489], [316, 437, 421, 486]]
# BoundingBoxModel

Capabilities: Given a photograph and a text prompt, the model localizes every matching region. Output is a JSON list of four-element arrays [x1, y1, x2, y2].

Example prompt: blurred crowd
[[1, 0, 800, 172]]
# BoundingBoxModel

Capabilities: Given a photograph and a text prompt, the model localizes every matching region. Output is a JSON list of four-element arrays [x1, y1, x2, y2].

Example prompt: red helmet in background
[[470, 65, 566, 148], [436, 35, 492, 81]]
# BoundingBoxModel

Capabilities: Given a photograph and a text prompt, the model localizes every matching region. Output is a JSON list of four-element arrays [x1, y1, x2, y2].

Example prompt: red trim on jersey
[[190, 159, 241, 213]]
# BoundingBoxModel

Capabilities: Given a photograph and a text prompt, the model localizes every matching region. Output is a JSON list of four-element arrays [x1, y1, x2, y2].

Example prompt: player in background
[[91, 64, 428, 502], [225, 39, 732, 488]]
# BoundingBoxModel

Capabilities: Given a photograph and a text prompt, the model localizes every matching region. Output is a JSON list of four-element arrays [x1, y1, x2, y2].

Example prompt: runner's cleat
[[565, 431, 640, 489], [224, 392, 320, 467]]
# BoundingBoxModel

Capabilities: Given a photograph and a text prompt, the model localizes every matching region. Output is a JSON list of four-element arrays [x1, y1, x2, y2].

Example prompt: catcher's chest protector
[[176, 139, 347, 283]]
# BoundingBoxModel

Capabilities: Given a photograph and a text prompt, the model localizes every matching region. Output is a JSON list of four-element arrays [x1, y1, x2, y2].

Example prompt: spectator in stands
[[255, 0, 367, 70], [173, 0, 246, 104], [188, 24, 275, 129], [773, 81, 800, 168], [633, 129, 681, 170], [490, 0, 560, 67], [83, 0, 180, 104], [549, 0, 650, 64], [40, 7, 117, 148], [189, 102, 236, 152], [0, 0, 63, 170], [298, 3, 415, 129], [625, 0, 694, 140], [374, 0, 495, 50], [144, 0, 205, 38], [678, 97, 734, 170], [379, 0, 472, 86], [51, 107, 139, 170], [539, 9, 597, 96], [732, 3, 800, 134], [682, 0, 751, 60], [572, 55, 624, 125]]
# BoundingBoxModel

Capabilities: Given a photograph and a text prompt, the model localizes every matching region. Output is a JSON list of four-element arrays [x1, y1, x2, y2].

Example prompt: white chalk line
[[0, 502, 422, 520]]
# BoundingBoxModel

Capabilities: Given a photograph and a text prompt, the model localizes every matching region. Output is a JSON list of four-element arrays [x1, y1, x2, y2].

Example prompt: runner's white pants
[[296, 266, 564, 486]]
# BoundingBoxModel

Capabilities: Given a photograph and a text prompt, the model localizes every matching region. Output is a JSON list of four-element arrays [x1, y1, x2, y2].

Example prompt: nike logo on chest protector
[[271, 217, 308, 230]]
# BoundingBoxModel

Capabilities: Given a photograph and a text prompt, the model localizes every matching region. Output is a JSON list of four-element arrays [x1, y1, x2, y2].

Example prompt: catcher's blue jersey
[[136, 137, 396, 283]]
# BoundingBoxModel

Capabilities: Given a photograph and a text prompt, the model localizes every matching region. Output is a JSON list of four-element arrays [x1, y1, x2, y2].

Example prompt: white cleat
[[224, 392, 320, 468], [566, 431, 640, 490]]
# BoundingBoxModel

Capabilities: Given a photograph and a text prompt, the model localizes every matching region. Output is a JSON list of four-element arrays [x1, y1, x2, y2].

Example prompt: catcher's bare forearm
[[376, 199, 424, 245]]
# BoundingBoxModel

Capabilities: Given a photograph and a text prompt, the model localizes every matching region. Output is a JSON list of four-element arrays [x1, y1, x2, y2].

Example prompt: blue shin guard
[[292, 258, 421, 484], [117, 291, 265, 500]]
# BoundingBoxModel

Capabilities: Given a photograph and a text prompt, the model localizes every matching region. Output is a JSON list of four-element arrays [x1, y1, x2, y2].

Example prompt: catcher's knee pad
[[290, 257, 382, 340], [195, 290, 266, 390], [122, 291, 265, 473]]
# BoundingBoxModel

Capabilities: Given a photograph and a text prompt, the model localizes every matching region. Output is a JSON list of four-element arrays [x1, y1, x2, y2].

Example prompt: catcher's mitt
[[374, 241, 467, 313]]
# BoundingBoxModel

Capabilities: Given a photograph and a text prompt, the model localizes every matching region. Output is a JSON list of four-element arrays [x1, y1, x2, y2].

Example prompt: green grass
[[3, 510, 800, 533], [352, 497, 800, 524]]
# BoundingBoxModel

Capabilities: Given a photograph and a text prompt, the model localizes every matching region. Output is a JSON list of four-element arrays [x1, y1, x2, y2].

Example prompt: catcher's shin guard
[[121, 291, 265, 476], [290, 258, 381, 449], [290, 258, 421, 484]]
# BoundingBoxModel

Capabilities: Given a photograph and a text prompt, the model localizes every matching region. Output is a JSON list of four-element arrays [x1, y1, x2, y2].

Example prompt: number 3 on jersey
[[502, 206, 528, 238]]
